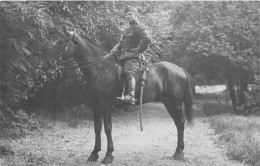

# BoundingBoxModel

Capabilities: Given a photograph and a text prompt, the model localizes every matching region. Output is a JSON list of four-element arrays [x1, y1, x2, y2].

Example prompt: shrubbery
[[0, 108, 39, 138], [239, 76, 260, 115]]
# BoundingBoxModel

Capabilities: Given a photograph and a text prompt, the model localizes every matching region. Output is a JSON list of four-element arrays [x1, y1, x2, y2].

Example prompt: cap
[[124, 5, 138, 14]]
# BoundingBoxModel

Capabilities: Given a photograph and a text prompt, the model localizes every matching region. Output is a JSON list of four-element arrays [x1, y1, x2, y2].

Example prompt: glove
[[130, 48, 140, 54], [110, 48, 118, 54]]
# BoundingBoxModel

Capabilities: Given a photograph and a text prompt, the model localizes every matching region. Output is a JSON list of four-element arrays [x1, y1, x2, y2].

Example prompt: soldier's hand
[[130, 48, 139, 54], [110, 49, 117, 54]]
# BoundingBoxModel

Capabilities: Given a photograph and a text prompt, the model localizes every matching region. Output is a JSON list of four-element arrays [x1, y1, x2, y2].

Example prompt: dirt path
[[1, 102, 248, 166]]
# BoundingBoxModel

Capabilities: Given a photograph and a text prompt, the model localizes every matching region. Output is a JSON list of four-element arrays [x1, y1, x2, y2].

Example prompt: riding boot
[[124, 77, 136, 105]]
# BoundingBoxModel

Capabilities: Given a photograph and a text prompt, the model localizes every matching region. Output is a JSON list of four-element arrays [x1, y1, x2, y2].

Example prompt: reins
[[52, 29, 115, 70], [57, 32, 145, 131], [56, 33, 114, 70], [58, 52, 114, 69]]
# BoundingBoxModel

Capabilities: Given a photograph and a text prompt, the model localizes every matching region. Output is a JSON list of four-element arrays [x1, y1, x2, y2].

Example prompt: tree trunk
[[52, 72, 61, 114], [225, 59, 249, 114], [239, 72, 248, 106], [191, 82, 196, 95], [62, 70, 69, 110], [227, 77, 238, 114], [0, 62, 6, 108], [0, 62, 7, 121]]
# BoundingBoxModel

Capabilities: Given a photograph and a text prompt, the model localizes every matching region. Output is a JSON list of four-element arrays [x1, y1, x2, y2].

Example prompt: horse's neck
[[78, 44, 116, 84]]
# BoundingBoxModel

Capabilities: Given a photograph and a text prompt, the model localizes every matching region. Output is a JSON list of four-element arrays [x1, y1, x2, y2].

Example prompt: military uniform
[[111, 6, 152, 105], [115, 21, 152, 76]]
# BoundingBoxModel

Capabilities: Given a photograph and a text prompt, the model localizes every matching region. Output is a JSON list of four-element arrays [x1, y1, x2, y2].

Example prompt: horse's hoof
[[102, 154, 114, 164], [87, 154, 99, 162], [173, 151, 184, 161]]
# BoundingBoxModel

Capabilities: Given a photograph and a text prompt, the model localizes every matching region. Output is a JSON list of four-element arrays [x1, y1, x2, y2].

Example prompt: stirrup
[[117, 95, 136, 105], [124, 95, 136, 105]]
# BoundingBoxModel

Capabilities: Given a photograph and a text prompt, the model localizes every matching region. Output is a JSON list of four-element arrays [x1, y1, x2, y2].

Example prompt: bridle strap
[[58, 52, 115, 69], [56, 32, 115, 69]]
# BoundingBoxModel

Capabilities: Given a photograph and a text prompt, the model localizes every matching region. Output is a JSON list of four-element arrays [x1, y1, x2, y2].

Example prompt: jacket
[[114, 21, 152, 60]]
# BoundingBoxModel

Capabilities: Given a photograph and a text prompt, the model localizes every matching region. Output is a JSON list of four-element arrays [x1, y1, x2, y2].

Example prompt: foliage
[[0, 1, 123, 112], [0, 1, 259, 121], [0, 1, 130, 135], [0, 144, 15, 157], [0, 1, 172, 114], [0, 108, 39, 138], [202, 93, 260, 165], [238, 75, 260, 115], [166, 1, 260, 85], [164, 1, 260, 113]]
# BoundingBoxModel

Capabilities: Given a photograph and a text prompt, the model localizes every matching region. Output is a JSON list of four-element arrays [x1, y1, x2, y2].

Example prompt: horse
[[62, 32, 193, 164]]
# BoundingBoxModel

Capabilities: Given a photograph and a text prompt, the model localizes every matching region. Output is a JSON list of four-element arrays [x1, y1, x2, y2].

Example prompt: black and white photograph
[[0, 1, 259, 166]]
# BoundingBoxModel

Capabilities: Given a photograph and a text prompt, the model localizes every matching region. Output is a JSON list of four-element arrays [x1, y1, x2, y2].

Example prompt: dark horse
[[62, 32, 193, 164]]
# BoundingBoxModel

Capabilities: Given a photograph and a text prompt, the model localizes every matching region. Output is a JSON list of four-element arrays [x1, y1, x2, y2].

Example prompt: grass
[[202, 102, 232, 116], [199, 92, 260, 166], [209, 115, 260, 166]]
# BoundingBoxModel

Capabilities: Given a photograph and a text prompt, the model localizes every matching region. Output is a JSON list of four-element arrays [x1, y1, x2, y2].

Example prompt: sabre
[[139, 69, 147, 131]]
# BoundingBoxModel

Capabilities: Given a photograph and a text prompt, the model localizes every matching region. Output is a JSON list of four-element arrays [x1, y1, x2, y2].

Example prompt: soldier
[[111, 5, 152, 105]]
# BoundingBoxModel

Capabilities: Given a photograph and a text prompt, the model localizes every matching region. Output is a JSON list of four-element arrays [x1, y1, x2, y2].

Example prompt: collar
[[129, 20, 138, 26]]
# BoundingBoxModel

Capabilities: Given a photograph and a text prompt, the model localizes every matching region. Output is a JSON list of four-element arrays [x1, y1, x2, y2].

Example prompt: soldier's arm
[[110, 35, 123, 53], [135, 25, 152, 53]]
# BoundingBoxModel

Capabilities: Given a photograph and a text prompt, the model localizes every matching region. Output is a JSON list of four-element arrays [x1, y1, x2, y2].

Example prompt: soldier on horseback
[[110, 5, 152, 105]]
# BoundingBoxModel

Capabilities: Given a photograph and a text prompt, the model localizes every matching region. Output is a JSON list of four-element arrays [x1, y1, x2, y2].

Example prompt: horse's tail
[[183, 70, 193, 124]]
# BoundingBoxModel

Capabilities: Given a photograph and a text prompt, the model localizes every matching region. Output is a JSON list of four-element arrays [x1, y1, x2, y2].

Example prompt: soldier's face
[[119, 23, 128, 32], [125, 12, 137, 22]]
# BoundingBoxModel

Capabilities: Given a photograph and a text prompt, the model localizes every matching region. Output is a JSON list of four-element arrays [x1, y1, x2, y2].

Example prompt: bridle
[[55, 34, 115, 70]]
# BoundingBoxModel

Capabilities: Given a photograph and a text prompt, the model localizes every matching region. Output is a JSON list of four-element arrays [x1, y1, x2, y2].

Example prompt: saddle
[[115, 54, 149, 104]]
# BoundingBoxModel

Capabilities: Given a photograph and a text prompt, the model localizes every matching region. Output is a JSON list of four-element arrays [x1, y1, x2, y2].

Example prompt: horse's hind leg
[[162, 98, 185, 160]]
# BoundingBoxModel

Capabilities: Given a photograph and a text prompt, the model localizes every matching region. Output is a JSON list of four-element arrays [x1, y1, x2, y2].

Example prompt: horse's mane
[[79, 33, 108, 53]]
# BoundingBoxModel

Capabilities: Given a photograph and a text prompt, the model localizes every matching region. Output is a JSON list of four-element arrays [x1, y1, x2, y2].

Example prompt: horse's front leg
[[87, 100, 102, 162], [101, 99, 114, 164]]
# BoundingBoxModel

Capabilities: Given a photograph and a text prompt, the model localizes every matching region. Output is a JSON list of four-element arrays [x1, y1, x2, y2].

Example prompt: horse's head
[[61, 27, 113, 71], [62, 28, 101, 65], [62, 31, 81, 62]]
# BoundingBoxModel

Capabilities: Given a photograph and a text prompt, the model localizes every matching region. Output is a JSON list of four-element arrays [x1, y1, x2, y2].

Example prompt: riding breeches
[[123, 58, 140, 78]]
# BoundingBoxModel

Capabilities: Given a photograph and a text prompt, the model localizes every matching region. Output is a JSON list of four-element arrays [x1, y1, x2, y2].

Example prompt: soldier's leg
[[124, 72, 136, 105], [123, 59, 140, 105]]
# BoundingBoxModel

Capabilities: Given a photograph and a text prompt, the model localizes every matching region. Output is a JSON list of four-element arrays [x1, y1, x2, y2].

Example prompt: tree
[[0, 1, 124, 118], [1, 1, 259, 117], [166, 1, 260, 114]]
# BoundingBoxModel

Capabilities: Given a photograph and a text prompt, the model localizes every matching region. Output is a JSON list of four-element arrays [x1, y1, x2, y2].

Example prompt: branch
[[0, 110, 5, 121]]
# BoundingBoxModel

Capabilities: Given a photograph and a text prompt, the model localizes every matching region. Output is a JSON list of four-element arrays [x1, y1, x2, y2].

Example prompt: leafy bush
[[202, 102, 232, 116], [0, 144, 15, 157], [238, 76, 260, 115], [0, 108, 39, 138]]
